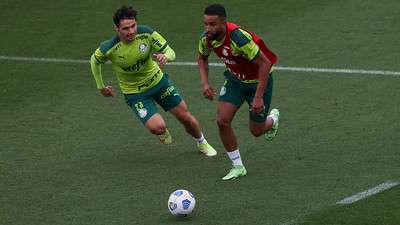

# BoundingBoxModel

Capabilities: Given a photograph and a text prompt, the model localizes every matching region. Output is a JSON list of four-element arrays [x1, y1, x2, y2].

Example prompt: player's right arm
[[90, 49, 114, 97], [197, 36, 215, 101]]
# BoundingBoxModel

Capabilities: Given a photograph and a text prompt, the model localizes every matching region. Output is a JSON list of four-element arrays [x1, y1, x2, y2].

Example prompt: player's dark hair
[[204, 4, 226, 18], [113, 5, 138, 26]]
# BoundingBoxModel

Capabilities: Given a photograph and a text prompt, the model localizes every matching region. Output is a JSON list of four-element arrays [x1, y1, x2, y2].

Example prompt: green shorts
[[124, 73, 183, 124], [218, 70, 273, 123]]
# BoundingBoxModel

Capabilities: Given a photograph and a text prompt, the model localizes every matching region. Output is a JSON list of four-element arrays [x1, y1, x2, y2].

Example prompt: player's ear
[[113, 24, 119, 32]]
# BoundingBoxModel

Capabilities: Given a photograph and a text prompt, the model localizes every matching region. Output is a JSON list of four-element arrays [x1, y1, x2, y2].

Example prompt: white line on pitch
[[336, 180, 399, 205], [279, 180, 399, 225], [1, 55, 400, 77]]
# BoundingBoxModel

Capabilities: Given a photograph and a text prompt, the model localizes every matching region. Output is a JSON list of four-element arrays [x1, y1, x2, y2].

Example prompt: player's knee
[[145, 114, 167, 135], [217, 116, 231, 128], [147, 121, 167, 135], [148, 125, 166, 135]]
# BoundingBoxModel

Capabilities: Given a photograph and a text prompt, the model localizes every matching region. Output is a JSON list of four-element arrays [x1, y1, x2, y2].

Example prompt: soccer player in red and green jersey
[[197, 4, 280, 180], [90, 6, 216, 156]]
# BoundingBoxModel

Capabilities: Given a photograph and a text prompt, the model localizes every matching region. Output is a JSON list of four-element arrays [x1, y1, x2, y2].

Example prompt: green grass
[[1, 0, 400, 225]]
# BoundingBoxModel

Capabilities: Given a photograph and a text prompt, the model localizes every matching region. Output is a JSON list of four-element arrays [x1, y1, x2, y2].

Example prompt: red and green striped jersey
[[199, 22, 277, 81]]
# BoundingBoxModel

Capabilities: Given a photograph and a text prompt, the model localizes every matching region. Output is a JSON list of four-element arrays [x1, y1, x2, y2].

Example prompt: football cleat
[[222, 165, 247, 180], [159, 129, 173, 144], [197, 142, 217, 157], [265, 108, 280, 141]]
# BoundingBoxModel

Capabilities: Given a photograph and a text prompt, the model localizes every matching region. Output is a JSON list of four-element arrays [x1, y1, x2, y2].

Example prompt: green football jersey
[[198, 28, 259, 61], [93, 25, 169, 94]]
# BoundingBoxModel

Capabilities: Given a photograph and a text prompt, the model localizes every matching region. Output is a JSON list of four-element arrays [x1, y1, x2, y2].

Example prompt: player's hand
[[152, 53, 168, 67], [251, 96, 264, 114], [202, 84, 216, 101], [99, 86, 115, 97]]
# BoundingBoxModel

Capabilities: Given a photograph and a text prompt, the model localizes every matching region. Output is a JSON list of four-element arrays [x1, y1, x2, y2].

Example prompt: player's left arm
[[150, 31, 176, 66], [235, 32, 272, 113], [251, 51, 272, 114]]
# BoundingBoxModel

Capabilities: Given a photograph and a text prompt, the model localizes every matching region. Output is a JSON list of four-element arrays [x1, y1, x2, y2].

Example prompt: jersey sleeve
[[93, 35, 119, 64], [198, 35, 211, 57], [149, 30, 175, 61], [90, 54, 105, 89], [93, 47, 109, 64], [162, 45, 176, 61], [150, 31, 168, 52], [231, 29, 260, 61]]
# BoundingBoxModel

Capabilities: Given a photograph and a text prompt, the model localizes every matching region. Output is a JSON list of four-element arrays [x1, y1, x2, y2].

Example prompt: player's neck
[[215, 34, 225, 42], [215, 26, 227, 42], [119, 34, 136, 44], [121, 40, 133, 44]]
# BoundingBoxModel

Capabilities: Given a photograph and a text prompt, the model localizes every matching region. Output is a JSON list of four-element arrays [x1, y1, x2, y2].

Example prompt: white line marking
[[1, 55, 400, 77], [273, 66, 400, 76], [280, 180, 399, 225], [336, 180, 399, 205], [0, 55, 88, 64]]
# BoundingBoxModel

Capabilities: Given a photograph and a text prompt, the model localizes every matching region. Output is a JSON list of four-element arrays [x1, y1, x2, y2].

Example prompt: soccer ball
[[167, 189, 196, 217]]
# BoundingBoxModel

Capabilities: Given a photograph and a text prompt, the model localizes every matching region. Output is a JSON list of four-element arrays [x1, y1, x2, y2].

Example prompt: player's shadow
[[161, 213, 198, 224]]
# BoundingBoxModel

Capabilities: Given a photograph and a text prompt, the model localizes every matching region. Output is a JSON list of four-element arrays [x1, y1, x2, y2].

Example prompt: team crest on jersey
[[138, 108, 148, 118], [139, 43, 148, 53], [222, 48, 229, 56]]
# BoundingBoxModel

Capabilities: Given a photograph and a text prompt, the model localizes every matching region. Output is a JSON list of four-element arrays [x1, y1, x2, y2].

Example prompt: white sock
[[267, 114, 278, 126], [196, 133, 207, 144], [227, 149, 243, 166]]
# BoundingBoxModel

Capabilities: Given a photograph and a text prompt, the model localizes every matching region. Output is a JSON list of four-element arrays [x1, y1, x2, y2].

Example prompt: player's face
[[203, 15, 226, 41], [115, 18, 137, 43]]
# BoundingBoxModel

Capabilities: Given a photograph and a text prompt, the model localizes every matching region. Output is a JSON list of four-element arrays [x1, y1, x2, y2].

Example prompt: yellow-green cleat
[[158, 129, 173, 144], [265, 108, 280, 141], [222, 165, 247, 180], [197, 142, 217, 157]]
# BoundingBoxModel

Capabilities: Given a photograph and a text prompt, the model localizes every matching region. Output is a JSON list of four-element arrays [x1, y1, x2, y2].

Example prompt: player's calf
[[249, 120, 270, 137], [249, 127, 264, 137]]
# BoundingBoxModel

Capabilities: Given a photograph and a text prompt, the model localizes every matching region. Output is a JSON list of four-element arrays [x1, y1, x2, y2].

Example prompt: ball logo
[[139, 43, 148, 53], [169, 202, 177, 211], [182, 199, 191, 210], [138, 108, 147, 118], [174, 190, 183, 196]]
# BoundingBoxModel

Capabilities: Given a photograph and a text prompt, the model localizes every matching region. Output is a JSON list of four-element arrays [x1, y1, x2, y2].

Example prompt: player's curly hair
[[204, 4, 226, 18], [113, 5, 138, 26]]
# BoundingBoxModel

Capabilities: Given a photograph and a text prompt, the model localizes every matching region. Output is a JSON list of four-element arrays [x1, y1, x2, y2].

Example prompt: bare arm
[[197, 54, 215, 101], [251, 51, 272, 113]]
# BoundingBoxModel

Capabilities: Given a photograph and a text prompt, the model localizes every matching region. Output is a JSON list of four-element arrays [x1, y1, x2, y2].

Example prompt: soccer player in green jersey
[[197, 4, 280, 180], [90, 5, 216, 156]]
